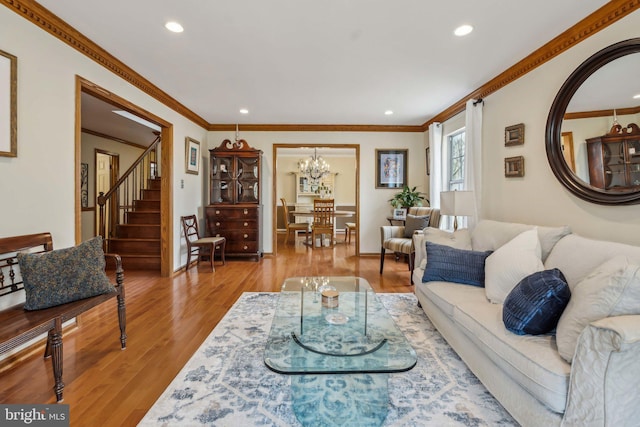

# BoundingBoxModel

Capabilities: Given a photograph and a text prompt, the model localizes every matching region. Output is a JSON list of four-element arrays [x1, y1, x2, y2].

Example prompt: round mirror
[[546, 38, 640, 205]]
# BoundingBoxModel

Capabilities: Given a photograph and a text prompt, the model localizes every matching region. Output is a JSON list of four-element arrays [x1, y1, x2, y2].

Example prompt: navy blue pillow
[[421, 242, 492, 287], [503, 269, 571, 335]]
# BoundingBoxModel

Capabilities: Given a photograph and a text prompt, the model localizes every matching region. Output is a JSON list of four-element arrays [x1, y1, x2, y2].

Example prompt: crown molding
[[422, 0, 640, 131], [1, 0, 209, 129], [208, 123, 424, 133]]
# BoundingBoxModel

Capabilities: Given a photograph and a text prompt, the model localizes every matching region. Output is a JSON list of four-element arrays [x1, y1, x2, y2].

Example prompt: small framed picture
[[0, 49, 17, 157], [505, 123, 525, 146], [185, 137, 200, 175], [376, 149, 407, 188], [393, 208, 407, 220], [505, 156, 525, 177]]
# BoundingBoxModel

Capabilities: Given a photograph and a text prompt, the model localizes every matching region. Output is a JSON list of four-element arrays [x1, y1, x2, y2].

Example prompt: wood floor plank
[[0, 234, 414, 426]]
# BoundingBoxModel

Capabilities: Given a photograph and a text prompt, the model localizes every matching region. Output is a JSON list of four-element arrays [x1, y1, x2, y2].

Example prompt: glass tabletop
[[264, 276, 417, 374]]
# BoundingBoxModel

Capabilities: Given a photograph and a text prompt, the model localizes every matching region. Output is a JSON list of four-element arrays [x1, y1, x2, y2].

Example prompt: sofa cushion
[[485, 229, 544, 304], [415, 228, 472, 270], [17, 236, 116, 311], [403, 214, 430, 238], [503, 269, 571, 335], [422, 242, 491, 287], [453, 301, 570, 413], [471, 220, 570, 262], [556, 256, 640, 363], [545, 234, 640, 291], [417, 280, 487, 318]]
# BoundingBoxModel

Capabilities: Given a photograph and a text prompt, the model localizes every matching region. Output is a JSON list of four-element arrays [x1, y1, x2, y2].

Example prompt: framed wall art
[[505, 123, 524, 146], [376, 149, 407, 188], [185, 137, 201, 175], [81, 163, 89, 208], [505, 156, 525, 177], [0, 49, 17, 157]]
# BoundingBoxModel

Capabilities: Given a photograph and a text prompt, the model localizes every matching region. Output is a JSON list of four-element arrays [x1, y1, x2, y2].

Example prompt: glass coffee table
[[264, 276, 417, 374]]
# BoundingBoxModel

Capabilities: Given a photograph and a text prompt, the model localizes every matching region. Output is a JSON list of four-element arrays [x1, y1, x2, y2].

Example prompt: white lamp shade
[[440, 191, 475, 216]]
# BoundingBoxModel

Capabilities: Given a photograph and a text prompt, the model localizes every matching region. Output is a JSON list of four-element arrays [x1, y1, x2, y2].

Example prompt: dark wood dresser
[[205, 139, 262, 260]]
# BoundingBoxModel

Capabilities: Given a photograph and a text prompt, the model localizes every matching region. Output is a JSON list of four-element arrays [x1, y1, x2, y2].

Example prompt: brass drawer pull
[[244, 234, 248, 238], [243, 209, 248, 215], [243, 245, 248, 250], [215, 210, 220, 215], [244, 222, 248, 226], [216, 222, 220, 226]]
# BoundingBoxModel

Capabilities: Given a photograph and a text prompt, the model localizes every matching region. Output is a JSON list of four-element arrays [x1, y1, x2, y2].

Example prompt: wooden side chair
[[280, 198, 309, 244], [311, 199, 335, 247], [180, 215, 226, 271]]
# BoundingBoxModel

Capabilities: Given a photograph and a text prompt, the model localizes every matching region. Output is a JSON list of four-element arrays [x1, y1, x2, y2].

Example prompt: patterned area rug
[[138, 292, 517, 426]]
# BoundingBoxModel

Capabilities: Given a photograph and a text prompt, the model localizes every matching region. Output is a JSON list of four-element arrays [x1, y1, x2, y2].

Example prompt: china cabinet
[[206, 139, 262, 260], [295, 172, 336, 210], [586, 123, 640, 190]]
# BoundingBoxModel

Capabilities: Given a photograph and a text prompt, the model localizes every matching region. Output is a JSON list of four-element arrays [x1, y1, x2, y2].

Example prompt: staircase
[[107, 178, 162, 270]]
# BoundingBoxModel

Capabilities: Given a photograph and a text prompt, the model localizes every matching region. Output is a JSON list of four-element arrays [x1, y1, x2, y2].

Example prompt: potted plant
[[389, 186, 429, 209]]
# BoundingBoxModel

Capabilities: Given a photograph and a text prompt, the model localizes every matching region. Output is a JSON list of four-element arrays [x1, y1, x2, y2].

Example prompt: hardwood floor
[[0, 233, 414, 426]]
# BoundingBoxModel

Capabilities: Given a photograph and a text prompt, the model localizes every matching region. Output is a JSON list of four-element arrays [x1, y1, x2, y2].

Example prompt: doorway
[[76, 76, 174, 276], [272, 144, 360, 256]]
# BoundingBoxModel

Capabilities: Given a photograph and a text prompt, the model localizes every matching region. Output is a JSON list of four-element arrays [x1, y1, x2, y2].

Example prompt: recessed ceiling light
[[239, 108, 249, 114], [384, 110, 394, 116], [454, 24, 473, 37], [633, 94, 640, 99], [165, 21, 184, 33]]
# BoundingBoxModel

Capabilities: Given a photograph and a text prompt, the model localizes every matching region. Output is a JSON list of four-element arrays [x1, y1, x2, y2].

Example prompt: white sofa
[[412, 220, 640, 427]]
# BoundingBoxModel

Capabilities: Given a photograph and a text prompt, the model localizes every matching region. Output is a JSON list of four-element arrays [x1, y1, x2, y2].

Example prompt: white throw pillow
[[484, 229, 544, 304], [471, 219, 570, 262], [556, 256, 640, 363], [416, 228, 472, 270]]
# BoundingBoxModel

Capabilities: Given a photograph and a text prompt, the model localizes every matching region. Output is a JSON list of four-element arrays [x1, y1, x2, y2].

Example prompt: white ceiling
[[48, 0, 611, 133]]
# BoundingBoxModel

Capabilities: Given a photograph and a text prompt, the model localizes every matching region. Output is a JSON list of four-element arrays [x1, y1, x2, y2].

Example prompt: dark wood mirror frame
[[546, 38, 640, 205]]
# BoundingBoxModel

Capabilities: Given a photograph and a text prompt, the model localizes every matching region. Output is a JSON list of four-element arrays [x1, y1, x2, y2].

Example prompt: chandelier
[[298, 148, 330, 183]]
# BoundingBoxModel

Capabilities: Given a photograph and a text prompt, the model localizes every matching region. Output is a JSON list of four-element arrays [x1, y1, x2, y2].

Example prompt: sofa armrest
[[380, 225, 406, 243], [564, 315, 640, 426], [413, 232, 427, 270]]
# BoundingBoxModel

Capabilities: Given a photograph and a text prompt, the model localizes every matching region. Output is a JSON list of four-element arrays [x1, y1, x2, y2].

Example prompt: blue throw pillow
[[422, 242, 492, 287], [18, 236, 116, 311], [503, 268, 571, 335]]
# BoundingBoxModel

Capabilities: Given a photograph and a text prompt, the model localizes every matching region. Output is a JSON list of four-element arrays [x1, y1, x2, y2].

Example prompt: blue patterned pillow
[[18, 236, 116, 311], [422, 242, 492, 287], [503, 269, 570, 335]]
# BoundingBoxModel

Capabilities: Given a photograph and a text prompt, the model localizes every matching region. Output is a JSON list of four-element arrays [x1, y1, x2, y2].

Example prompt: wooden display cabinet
[[587, 123, 640, 191], [206, 139, 262, 260]]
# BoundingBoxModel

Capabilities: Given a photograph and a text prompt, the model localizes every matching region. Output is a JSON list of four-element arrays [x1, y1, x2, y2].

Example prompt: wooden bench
[[0, 233, 126, 402]]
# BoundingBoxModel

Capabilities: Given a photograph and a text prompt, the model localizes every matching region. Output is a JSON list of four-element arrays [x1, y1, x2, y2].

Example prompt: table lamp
[[440, 190, 475, 231]]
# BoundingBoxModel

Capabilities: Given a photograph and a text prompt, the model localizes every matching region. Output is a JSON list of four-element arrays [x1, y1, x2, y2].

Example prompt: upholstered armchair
[[380, 207, 441, 284]]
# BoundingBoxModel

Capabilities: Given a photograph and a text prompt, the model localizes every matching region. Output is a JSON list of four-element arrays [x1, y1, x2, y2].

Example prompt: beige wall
[[479, 9, 640, 246]]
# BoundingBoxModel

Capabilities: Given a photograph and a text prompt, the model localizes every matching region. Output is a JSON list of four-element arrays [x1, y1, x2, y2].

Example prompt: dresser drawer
[[227, 241, 259, 253], [209, 219, 257, 232], [208, 207, 258, 220]]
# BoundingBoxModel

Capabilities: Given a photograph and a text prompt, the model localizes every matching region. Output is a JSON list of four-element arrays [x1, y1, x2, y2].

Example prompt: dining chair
[[280, 198, 309, 244], [344, 222, 357, 244], [180, 215, 226, 271], [311, 199, 335, 247]]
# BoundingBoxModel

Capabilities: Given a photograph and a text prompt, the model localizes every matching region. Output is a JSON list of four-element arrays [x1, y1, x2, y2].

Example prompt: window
[[447, 130, 465, 191]]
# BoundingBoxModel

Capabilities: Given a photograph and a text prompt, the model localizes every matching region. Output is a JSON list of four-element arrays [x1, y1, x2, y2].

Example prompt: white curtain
[[428, 122, 442, 209], [464, 99, 483, 229]]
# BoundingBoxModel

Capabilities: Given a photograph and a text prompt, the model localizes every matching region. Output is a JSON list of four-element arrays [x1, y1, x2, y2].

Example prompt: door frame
[[272, 143, 360, 256], [75, 76, 174, 276]]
